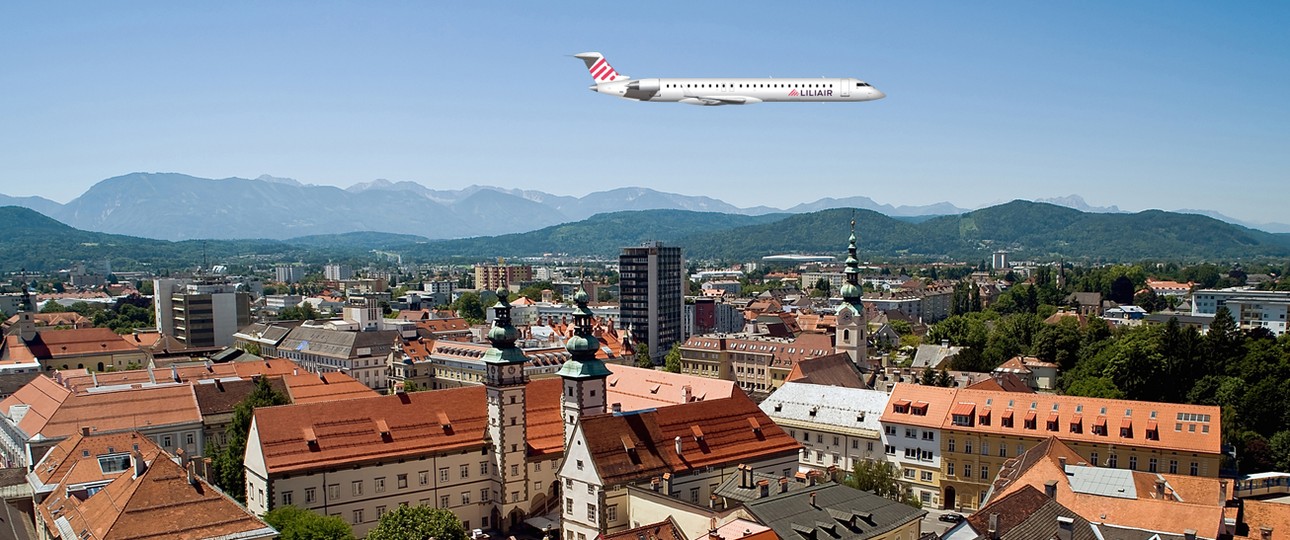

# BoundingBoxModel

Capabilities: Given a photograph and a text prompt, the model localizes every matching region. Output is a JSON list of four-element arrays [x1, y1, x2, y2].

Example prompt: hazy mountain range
[[2, 173, 1287, 241]]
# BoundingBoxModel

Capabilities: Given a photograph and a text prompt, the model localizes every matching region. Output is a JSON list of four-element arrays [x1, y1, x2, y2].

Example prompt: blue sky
[[1, 2, 1287, 222]]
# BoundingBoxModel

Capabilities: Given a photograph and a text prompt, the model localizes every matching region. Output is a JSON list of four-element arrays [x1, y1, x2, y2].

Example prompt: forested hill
[[3, 201, 1288, 271], [680, 201, 1290, 261]]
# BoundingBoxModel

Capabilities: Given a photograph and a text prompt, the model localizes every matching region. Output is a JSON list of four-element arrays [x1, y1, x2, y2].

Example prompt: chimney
[[1155, 479, 1166, 498], [80, 426, 90, 437], [1259, 527, 1273, 540], [682, 385, 693, 402], [941, 339, 949, 348], [1058, 456, 1067, 471], [757, 479, 769, 498], [650, 476, 661, 492], [675, 436, 683, 458], [293, 368, 298, 376], [709, 494, 718, 509], [779, 476, 790, 494], [809, 491, 817, 507], [1044, 480, 1058, 499], [132, 450, 147, 478], [171, 364, 180, 383], [611, 403, 622, 414], [186, 461, 197, 486], [1056, 516, 1074, 540], [661, 473, 673, 495], [1184, 530, 1197, 540], [988, 513, 999, 540], [1219, 480, 1228, 505], [709, 516, 720, 540]]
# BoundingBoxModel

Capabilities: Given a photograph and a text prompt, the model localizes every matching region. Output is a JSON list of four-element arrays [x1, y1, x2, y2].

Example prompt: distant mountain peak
[[1035, 194, 1122, 213], [255, 174, 303, 186]]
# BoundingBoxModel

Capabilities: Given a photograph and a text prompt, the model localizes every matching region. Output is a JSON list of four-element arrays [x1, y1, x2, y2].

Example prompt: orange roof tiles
[[605, 365, 738, 411], [991, 437, 1226, 539], [23, 328, 139, 358], [281, 371, 380, 404], [253, 378, 566, 474], [42, 385, 202, 440], [38, 433, 273, 540], [31, 431, 152, 487], [58, 363, 239, 394], [579, 392, 800, 486], [0, 374, 72, 436], [883, 383, 1222, 455], [1236, 499, 1290, 540], [231, 358, 303, 378]]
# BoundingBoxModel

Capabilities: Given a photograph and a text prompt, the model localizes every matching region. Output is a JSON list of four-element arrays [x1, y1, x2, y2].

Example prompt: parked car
[[938, 513, 965, 523], [471, 529, 490, 540]]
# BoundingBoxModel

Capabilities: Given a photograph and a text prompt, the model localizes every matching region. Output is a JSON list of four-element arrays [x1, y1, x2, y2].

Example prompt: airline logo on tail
[[574, 52, 624, 83]]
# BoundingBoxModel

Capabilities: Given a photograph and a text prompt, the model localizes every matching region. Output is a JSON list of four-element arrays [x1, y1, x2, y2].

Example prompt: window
[[352, 481, 363, 496], [947, 463, 955, 476], [419, 471, 429, 486], [833, 436, 840, 446], [588, 503, 597, 521], [1149, 458, 1158, 472], [440, 495, 450, 508], [377, 505, 386, 518], [1108, 454, 1118, 468], [1170, 460, 1178, 474], [353, 509, 363, 524], [566, 498, 573, 514], [534, 461, 541, 472], [981, 442, 989, 456], [565, 478, 573, 489], [608, 505, 618, 522], [885, 445, 896, 455], [398, 474, 408, 489], [904, 468, 915, 479], [905, 428, 916, 438], [577, 460, 584, 470], [884, 425, 896, 436], [481, 461, 489, 476], [1190, 462, 1198, 476], [283, 491, 293, 505], [981, 464, 989, 480], [920, 450, 933, 461], [1129, 456, 1138, 470], [1090, 452, 1099, 467], [905, 448, 918, 459], [482, 488, 490, 502], [461, 491, 471, 505], [439, 468, 449, 482], [375, 477, 386, 493], [948, 439, 956, 452], [588, 484, 595, 495], [922, 431, 935, 441], [852, 440, 859, 449], [868, 442, 875, 452], [460, 464, 470, 479], [305, 488, 316, 504], [963, 464, 972, 478], [328, 484, 339, 500], [999, 446, 1007, 458], [535, 481, 542, 493], [817, 434, 824, 443], [511, 464, 519, 476], [964, 441, 973, 454], [186, 433, 195, 445]]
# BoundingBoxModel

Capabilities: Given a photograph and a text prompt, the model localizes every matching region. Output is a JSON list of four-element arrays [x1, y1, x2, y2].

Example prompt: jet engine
[[627, 78, 660, 93]]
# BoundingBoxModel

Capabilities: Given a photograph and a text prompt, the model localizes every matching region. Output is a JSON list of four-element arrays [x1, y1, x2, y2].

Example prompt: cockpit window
[[856, 82, 869, 87]]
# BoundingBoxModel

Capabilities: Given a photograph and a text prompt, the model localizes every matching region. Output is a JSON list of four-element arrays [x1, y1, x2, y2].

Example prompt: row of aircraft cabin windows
[[663, 82, 873, 89]]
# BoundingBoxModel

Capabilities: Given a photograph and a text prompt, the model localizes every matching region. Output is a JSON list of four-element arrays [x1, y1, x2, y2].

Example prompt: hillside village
[[1, 223, 1288, 540]]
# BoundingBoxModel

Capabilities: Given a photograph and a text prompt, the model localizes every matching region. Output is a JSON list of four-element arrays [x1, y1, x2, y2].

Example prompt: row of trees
[[264, 504, 467, 540]]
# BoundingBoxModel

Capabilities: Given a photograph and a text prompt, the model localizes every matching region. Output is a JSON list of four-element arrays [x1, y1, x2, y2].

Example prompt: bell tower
[[835, 218, 868, 366], [483, 286, 529, 527], [558, 286, 612, 448]]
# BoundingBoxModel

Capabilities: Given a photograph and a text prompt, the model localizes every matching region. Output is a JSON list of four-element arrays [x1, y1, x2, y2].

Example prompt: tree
[[843, 460, 922, 509], [366, 506, 466, 540], [210, 376, 290, 502], [263, 505, 355, 540], [279, 302, 321, 321], [664, 343, 682, 373], [451, 291, 485, 323], [635, 343, 654, 369]]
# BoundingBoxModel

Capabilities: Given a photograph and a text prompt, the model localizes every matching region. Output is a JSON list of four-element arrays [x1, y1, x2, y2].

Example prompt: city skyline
[[2, 2, 1287, 222]]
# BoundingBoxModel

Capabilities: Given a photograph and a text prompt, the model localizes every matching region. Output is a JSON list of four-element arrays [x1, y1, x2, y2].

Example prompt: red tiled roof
[[281, 371, 380, 404], [579, 392, 800, 486], [38, 433, 272, 540], [42, 385, 202, 439], [23, 328, 139, 358], [252, 378, 565, 474]]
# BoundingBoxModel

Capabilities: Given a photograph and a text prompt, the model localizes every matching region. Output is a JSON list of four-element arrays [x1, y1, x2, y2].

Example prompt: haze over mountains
[[2, 172, 1288, 240]]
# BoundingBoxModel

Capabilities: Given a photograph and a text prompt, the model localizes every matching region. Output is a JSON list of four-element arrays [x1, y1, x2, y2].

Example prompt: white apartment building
[[1192, 288, 1289, 335], [878, 384, 957, 508]]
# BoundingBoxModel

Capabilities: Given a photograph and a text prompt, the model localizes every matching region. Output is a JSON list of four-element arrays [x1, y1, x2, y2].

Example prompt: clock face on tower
[[838, 309, 854, 325], [507, 366, 517, 375]]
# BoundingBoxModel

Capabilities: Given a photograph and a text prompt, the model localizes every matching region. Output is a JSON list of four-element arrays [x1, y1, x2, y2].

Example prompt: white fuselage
[[591, 77, 884, 105]]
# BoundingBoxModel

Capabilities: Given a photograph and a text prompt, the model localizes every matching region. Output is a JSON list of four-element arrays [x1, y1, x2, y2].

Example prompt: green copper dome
[[558, 285, 610, 379], [839, 282, 861, 298]]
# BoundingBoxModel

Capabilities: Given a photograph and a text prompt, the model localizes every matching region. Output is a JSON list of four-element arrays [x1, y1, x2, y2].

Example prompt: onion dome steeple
[[840, 218, 863, 307], [558, 286, 612, 379], [483, 285, 527, 365]]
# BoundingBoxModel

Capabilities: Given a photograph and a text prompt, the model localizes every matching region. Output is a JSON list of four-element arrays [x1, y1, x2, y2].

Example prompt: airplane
[[573, 51, 885, 106]]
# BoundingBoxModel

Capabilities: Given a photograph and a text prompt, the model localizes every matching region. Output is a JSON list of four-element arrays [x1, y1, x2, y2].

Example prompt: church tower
[[557, 286, 612, 448], [835, 219, 868, 366], [482, 287, 529, 528]]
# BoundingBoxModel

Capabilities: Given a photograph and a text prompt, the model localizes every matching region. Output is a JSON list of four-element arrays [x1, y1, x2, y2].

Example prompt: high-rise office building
[[619, 241, 684, 363], [153, 279, 252, 348], [323, 264, 353, 281]]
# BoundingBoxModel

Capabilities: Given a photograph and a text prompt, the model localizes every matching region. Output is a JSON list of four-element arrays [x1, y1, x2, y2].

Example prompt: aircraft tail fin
[[573, 52, 626, 83]]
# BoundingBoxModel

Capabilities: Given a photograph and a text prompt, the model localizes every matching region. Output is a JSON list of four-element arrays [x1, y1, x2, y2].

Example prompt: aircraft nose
[[871, 88, 886, 100]]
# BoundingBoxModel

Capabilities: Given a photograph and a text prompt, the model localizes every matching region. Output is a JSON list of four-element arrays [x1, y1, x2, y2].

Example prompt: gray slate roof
[[743, 482, 925, 540], [279, 327, 398, 359]]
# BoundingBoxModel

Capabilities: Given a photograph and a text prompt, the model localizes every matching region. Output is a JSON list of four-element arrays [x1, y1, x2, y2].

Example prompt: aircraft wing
[[680, 96, 763, 106]]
